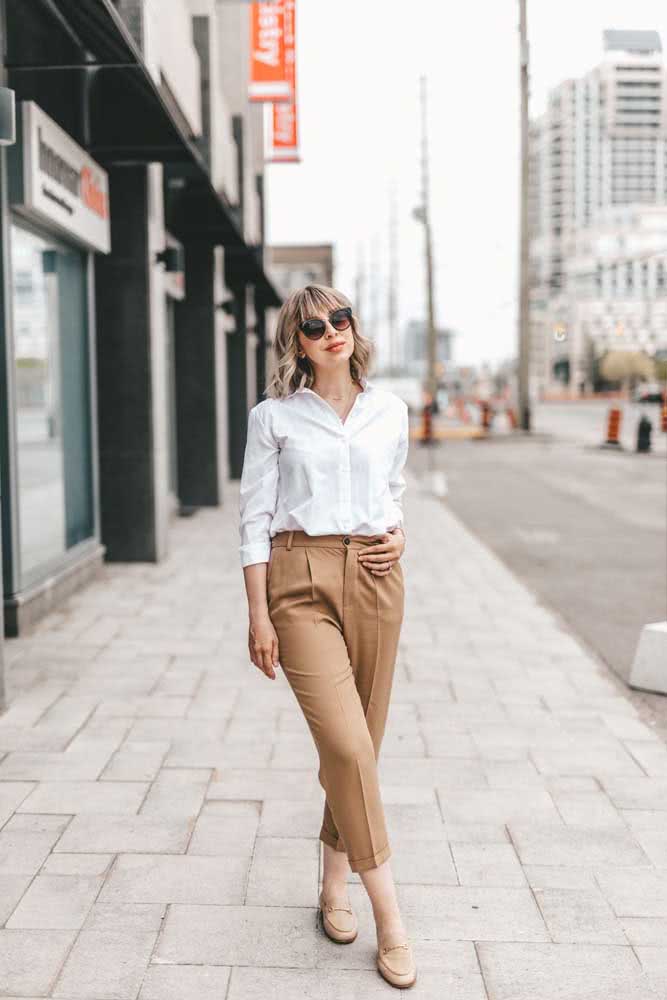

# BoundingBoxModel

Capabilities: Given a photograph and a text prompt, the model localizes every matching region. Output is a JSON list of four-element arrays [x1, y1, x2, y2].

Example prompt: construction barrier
[[605, 407, 622, 446], [420, 402, 433, 444]]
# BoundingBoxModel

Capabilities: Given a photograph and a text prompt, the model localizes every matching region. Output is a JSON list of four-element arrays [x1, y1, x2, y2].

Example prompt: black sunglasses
[[299, 307, 353, 340]]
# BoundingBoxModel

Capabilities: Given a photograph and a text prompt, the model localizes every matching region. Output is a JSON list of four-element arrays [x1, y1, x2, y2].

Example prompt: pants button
[[343, 536, 350, 545]]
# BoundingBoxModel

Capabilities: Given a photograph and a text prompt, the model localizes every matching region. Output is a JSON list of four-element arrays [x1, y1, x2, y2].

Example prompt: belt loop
[[287, 530, 294, 550]]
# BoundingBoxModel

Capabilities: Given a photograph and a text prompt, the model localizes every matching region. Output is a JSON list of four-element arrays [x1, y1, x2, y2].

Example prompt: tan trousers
[[267, 528, 405, 873]]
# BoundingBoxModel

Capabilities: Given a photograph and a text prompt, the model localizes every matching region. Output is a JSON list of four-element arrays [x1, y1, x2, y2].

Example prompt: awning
[[4, 0, 245, 247]]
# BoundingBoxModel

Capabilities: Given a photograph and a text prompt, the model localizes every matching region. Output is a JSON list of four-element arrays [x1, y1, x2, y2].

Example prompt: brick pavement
[[0, 470, 666, 998]]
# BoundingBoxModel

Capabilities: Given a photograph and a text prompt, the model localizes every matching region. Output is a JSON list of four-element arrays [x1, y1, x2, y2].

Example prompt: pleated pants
[[267, 528, 404, 873]]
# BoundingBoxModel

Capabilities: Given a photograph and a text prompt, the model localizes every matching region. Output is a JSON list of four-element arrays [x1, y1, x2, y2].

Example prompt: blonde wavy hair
[[265, 284, 374, 400]]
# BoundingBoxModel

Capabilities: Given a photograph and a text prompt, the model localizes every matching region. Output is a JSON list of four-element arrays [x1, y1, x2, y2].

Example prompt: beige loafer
[[376, 936, 417, 989], [318, 888, 358, 943]]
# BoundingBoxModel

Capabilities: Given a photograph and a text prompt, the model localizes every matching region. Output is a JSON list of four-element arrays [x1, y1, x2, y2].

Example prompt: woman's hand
[[248, 613, 280, 680], [358, 528, 405, 576]]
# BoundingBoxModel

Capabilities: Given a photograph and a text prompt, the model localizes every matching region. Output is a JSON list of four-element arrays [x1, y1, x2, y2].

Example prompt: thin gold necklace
[[312, 379, 357, 403]]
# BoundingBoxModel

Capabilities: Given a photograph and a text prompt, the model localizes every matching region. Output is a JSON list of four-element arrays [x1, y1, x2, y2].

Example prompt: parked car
[[633, 382, 665, 404]]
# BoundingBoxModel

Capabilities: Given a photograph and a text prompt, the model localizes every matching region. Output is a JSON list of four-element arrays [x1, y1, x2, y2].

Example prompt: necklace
[[312, 379, 357, 404]]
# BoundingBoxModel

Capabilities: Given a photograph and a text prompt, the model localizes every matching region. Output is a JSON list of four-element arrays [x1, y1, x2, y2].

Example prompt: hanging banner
[[249, 1, 291, 103], [269, 0, 300, 162]]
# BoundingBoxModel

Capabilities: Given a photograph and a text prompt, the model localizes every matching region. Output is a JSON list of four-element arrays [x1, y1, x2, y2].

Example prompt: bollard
[[604, 407, 622, 447], [636, 414, 652, 453]]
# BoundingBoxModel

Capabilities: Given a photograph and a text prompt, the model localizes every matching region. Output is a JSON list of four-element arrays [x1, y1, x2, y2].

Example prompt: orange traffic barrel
[[605, 407, 622, 446]]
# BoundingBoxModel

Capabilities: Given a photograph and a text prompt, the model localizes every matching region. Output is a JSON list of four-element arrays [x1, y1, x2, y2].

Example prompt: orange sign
[[269, 0, 300, 161], [249, 1, 291, 103]]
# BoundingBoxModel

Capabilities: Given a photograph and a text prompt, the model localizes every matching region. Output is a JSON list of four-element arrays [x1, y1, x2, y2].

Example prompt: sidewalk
[[1, 469, 666, 999]]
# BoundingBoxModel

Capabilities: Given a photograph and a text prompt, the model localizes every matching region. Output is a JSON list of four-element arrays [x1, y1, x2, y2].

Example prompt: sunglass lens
[[330, 309, 351, 331], [301, 320, 326, 338]]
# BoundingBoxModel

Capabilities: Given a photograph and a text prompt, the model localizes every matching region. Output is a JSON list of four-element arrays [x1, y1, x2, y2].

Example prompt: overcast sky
[[265, 1, 667, 370]]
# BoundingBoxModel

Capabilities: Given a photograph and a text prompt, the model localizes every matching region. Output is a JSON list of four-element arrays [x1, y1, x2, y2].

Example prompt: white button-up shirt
[[238, 375, 409, 568]]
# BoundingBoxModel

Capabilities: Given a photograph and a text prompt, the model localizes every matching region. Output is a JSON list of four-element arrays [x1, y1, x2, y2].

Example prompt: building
[[529, 30, 667, 392], [0, 0, 282, 702], [267, 243, 334, 296], [403, 319, 456, 380]]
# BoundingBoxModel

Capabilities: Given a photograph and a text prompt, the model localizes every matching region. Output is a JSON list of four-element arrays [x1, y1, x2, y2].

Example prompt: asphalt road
[[408, 405, 666, 702]]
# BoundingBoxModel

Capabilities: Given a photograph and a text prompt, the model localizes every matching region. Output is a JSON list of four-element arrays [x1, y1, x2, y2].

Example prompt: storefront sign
[[9, 101, 110, 253], [249, 1, 291, 103], [269, 0, 300, 162]]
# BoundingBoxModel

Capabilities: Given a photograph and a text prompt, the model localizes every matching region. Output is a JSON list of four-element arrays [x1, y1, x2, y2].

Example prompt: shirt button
[[343, 536, 350, 545]]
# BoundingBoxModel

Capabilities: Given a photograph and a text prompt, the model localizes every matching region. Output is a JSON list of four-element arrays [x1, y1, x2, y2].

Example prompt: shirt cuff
[[240, 540, 271, 568]]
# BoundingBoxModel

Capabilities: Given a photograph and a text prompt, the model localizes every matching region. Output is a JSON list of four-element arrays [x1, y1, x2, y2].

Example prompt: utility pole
[[388, 181, 399, 374], [418, 75, 437, 405], [518, 0, 531, 430]]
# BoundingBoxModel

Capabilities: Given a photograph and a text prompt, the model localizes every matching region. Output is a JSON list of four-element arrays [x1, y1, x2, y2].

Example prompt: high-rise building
[[529, 30, 667, 392]]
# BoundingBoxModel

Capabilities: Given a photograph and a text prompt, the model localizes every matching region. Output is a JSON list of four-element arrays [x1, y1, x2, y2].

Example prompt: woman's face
[[297, 305, 355, 373]]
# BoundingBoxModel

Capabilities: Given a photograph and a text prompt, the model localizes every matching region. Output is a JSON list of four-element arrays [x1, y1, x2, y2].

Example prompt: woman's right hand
[[248, 614, 280, 680]]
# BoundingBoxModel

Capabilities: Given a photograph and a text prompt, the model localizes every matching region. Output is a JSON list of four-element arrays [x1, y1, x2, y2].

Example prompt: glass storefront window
[[11, 223, 94, 583]]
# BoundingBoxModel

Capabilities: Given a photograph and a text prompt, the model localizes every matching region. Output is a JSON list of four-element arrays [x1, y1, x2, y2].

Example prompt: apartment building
[[529, 30, 667, 392]]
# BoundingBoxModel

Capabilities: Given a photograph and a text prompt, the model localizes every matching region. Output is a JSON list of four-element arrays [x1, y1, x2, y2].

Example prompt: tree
[[598, 350, 654, 393]]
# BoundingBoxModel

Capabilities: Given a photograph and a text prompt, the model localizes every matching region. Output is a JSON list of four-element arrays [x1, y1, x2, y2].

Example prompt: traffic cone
[[601, 407, 622, 449]]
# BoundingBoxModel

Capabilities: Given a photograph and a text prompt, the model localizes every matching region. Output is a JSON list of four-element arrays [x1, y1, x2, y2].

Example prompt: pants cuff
[[319, 829, 392, 872]]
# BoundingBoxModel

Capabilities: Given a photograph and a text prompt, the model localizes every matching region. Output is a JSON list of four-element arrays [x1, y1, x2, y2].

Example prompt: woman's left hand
[[358, 528, 405, 575]]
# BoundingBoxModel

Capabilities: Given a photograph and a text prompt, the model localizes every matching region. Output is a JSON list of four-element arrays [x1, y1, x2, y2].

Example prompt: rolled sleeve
[[239, 403, 279, 568], [387, 403, 409, 528]]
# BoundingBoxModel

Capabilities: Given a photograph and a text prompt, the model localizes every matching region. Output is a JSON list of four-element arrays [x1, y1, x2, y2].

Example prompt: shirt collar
[[287, 373, 372, 398]]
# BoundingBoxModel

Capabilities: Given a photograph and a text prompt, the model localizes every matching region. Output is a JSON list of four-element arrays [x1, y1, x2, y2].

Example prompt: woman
[[238, 284, 416, 989]]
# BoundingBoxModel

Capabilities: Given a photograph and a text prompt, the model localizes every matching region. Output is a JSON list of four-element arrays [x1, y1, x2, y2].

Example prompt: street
[[0, 471, 666, 998], [414, 401, 666, 705]]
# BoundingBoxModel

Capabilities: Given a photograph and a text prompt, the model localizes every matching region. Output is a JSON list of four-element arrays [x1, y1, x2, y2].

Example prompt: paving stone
[[155, 903, 320, 967], [635, 946, 667, 996], [509, 822, 651, 867], [387, 838, 459, 885], [451, 842, 527, 887], [523, 866, 598, 891], [207, 767, 322, 802], [99, 853, 248, 905], [53, 927, 158, 999], [42, 853, 115, 877], [246, 837, 318, 906], [6, 874, 103, 929], [188, 801, 259, 856], [0, 875, 32, 924], [140, 769, 209, 819], [533, 887, 628, 944], [600, 777, 667, 811], [227, 966, 488, 999], [17, 780, 149, 815], [0, 929, 76, 995], [397, 885, 549, 942], [620, 917, 667, 946], [0, 817, 70, 875], [0, 782, 35, 825], [595, 868, 667, 917], [477, 941, 659, 1000], [100, 741, 169, 781], [139, 964, 232, 1000], [438, 786, 561, 825], [54, 814, 193, 854], [551, 790, 628, 828], [0, 748, 115, 781]]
